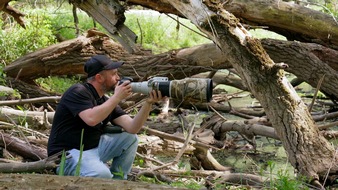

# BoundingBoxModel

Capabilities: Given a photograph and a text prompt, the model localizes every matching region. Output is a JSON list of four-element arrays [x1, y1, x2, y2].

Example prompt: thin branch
[[151, 114, 195, 171], [309, 74, 325, 112]]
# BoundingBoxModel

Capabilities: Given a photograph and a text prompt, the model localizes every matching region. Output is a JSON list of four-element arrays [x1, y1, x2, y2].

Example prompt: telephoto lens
[[169, 78, 213, 102], [120, 77, 213, 103]]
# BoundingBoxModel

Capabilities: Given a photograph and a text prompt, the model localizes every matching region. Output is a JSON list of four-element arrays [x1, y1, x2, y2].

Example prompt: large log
[[4, 36, 228, 83], [262, 39, 338, 100], [0, 133, 47, 160]]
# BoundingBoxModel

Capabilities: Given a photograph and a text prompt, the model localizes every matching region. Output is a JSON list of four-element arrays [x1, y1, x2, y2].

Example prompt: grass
[[124, 10, 211, 54]]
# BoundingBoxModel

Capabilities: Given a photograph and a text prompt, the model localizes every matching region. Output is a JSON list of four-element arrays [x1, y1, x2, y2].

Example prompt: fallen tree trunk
[[5, 36, 338, 101], [4, 36, 228, 83], [0, 151, 63, 173], [262, 38, 338, 100], [0, 133, 47, 161], [0, 106, 54, 129]]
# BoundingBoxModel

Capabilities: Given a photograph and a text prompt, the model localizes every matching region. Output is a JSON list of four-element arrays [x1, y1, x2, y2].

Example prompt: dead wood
[[0, 151, 63, 173], [5, 35, 338, 101], [0, 132, 47, 161], [192, 147, 232, 171], [135, 169, 266, 187], [0, 106, 53, 129], [0, 85, 16, 100], [4, 37, 227, 83], [0, 96, 61, 106], [262, 38, 338, 100], [70, 0, 138, 53], [139, 124, 230, 172], [0, 173, 184, 190], [0, 0, 26, 28], [141, 127, 219, 151]]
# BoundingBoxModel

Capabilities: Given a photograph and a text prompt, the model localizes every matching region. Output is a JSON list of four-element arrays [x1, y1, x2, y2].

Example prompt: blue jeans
[[56, 132, 138, 179]]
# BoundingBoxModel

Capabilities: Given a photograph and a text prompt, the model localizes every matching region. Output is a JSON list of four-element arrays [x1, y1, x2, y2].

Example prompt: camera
[[119, 77, 213, 102]]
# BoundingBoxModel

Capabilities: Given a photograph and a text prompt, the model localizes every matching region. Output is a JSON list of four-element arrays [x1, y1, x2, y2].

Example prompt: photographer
[[47, 54, 165, 179]]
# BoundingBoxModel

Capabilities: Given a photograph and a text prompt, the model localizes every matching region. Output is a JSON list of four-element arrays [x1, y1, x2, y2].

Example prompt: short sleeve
[[62, 84, 94, 117]]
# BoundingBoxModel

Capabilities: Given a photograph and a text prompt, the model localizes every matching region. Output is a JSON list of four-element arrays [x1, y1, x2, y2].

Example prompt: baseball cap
[[84, 55, 124, 77]]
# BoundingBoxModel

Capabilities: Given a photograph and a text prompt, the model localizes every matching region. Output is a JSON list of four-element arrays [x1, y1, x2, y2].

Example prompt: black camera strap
[[83, 82, 101, 106]]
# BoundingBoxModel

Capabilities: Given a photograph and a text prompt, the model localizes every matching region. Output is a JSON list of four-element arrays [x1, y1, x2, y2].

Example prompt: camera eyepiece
[[118, 77, 133, 85]]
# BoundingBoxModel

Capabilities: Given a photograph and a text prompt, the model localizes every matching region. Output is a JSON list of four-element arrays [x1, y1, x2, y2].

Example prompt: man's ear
[[95, 72, 105, 83]]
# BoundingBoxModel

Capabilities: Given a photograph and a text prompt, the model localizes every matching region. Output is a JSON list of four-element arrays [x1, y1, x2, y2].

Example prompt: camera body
[[119, 77, 213, 102]]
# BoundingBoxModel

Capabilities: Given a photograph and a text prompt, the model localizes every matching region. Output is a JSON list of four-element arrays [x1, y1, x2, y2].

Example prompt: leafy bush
[[0, 9, 57, 64], [35, 76, 82, 94], [49, 6, 102, 40], [125, 10, 211, 54]]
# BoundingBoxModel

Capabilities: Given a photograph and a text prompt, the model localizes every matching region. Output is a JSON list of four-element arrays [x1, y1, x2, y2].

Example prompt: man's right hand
[[113, 81, 132, 101]]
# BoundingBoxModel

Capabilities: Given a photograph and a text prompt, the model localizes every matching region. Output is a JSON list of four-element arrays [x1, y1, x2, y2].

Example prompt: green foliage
[[50, 6, 103, 40], [75, 128, 85, 176], [134, 157, 145, 167], [0, 9, 56, 64], [35, 76, 82, 93], [125, 10, 211, 54], [272, 170, 309, 190], [170, 180, 203, 190], [58, 150, 67, 176], [112, 166, 125, 179], [323, 0, 338, 17], [0, 63, 6, 85]]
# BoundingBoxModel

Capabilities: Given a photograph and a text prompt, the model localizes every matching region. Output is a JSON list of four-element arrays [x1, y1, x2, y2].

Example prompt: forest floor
[[0, 173, 188, 190]]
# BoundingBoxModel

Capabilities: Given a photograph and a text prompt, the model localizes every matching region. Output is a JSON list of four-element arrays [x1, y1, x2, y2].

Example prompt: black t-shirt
[[47, 83, 126, 156]]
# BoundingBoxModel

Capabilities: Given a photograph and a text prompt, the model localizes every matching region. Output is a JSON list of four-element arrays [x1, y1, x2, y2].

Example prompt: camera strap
[[83, 82, 101, 106]]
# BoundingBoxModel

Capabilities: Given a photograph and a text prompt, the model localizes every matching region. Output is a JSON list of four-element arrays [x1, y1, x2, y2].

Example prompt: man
[[47, 54, 164, 179]]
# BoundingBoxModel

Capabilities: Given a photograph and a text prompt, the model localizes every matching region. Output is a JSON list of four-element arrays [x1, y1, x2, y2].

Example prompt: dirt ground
[[0, 173, 188, 190]]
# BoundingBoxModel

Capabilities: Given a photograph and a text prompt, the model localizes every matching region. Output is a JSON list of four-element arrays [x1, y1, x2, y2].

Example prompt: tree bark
[[163, 0, 336, 186], [0, 151, 62, 173], [4, 36, 229, 82], [0, 0, 26, 28], [262, 38, 338, 100], [0, 133, 47, 161]]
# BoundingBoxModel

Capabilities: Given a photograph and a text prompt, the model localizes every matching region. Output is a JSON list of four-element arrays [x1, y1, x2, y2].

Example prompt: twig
[[318, 121, 338, 130], [0, 96, 61, 106], [0, 121, 48, 139], [152, 114, 195, 171], [309, 74, 325, 112]]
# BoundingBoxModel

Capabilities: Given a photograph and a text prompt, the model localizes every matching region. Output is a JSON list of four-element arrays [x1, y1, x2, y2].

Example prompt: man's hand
[[113, 81, 132, 101], [146, 90, 167, 104]]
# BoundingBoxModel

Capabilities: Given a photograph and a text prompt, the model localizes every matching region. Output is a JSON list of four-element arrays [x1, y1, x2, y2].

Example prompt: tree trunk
[[164, 0, 337, 186], [0, 133, 47, 161], [262, 38, 338, 100], [4, 36, 228, 83]]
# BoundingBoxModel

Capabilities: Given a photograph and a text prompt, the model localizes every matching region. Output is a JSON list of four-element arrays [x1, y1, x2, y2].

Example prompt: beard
[[100, 82, 116, 93]]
